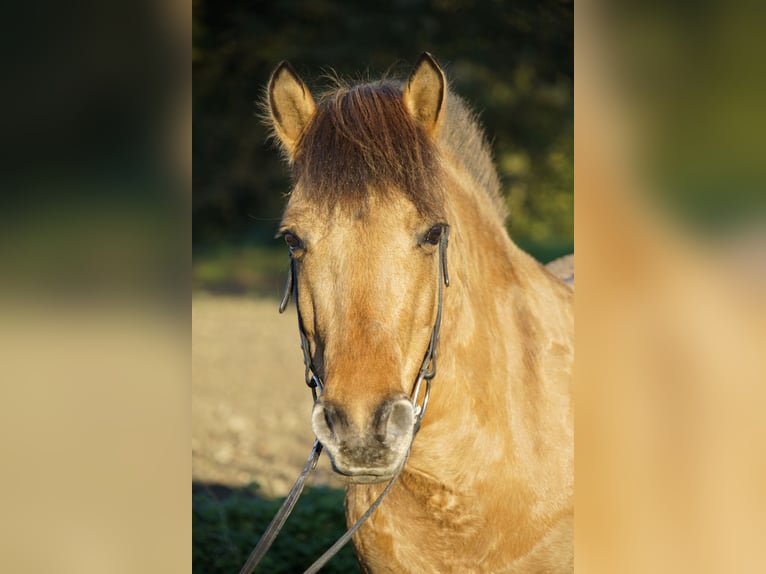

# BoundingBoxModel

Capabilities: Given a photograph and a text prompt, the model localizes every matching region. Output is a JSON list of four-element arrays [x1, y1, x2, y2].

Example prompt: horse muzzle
[[311, 394, 416, 483]]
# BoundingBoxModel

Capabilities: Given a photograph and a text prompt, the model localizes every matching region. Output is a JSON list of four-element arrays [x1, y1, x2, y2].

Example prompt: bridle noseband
[[240, 225, 450, 574]]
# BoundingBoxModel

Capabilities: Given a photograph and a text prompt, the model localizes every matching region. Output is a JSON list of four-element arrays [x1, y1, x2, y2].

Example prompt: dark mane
[[292, 79, 505, 221], [439, 94, 507, 221], [293, 81, 444, 219]]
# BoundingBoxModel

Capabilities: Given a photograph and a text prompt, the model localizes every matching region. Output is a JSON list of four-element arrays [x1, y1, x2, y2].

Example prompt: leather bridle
[[239, 224, 450, 574]]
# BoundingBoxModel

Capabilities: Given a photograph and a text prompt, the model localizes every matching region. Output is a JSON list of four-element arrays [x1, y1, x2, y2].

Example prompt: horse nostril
[[314, 397, 414, 450], [312, 401, 348, 446], [389, 400, 413, 436], [312, 402, 334, 445], [376, 397, 415, 444], [323, 409, 335, 436]]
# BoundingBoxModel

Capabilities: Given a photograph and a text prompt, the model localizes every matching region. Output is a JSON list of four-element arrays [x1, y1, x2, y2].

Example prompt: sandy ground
[[192, 295, 343, 497]]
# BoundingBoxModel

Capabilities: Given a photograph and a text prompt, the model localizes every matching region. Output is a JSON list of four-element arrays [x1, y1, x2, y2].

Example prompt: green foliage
[[193, 484, 361, 574], [193, 0, 573, 263]]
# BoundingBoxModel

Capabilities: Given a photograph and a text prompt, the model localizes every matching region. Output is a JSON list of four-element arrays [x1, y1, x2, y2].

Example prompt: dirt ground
[[192, 294, 344, 497]]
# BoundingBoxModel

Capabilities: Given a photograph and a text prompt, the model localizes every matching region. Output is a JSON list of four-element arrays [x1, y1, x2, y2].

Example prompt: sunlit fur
[[268, 55, 573, 573]]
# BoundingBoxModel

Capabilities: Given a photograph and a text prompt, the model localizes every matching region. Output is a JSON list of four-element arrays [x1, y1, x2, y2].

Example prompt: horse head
[[267, 54, 450, 483]]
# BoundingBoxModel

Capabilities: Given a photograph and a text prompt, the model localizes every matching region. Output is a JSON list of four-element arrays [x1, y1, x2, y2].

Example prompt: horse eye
[[284, 232, 302, 252], [424, 225, 443, 245]]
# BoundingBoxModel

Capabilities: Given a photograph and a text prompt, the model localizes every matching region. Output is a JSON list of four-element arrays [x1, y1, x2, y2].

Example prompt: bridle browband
[[239, 225, 450, 574]]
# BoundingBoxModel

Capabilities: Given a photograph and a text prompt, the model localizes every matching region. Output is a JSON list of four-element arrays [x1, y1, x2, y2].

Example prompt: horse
[[265, 53, 573, 573]]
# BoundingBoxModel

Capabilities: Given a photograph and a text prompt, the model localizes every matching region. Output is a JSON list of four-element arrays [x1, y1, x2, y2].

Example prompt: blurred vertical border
[[0, 0, 190, 572], [576, 1, 766, 573]]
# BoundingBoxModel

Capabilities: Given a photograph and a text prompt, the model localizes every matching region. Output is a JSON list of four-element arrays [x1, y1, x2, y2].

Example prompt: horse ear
[[402, 52, 447, 137], [267, 61, 316, 158]]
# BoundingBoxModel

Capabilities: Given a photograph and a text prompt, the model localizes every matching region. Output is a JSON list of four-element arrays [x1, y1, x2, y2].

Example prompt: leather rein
[[239, 225, 450, 574]]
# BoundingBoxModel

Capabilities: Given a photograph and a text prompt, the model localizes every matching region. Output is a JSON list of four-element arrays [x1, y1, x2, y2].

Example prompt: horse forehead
[[298, 208, 422, 300], [320, 215, 415, 269], [286, 191, 422, 239]]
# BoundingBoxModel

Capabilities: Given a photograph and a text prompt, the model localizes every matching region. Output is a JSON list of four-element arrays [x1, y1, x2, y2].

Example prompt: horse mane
[[438, 92, 508, 221], [291, 77, 506, 222], [293, 80, 444, 219]]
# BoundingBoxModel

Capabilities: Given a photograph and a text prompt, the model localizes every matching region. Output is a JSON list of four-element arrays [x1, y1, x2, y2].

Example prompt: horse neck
[[439, 157, 572, 360], [409, 160, 574, 491]]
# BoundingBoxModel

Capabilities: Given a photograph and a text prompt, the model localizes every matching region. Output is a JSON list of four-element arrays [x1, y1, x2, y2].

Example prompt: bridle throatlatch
[[240, 225, 449, 574]]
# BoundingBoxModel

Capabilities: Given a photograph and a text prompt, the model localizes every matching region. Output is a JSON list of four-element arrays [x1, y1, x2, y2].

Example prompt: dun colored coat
[[266, 53, 573, 573]]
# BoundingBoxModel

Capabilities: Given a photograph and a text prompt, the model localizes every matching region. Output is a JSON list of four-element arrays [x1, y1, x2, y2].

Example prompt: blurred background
[[192, 0, 574, 297]]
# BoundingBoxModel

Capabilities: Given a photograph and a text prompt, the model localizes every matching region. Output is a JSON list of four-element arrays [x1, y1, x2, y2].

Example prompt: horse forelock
[[292, 81, 445, 219]]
